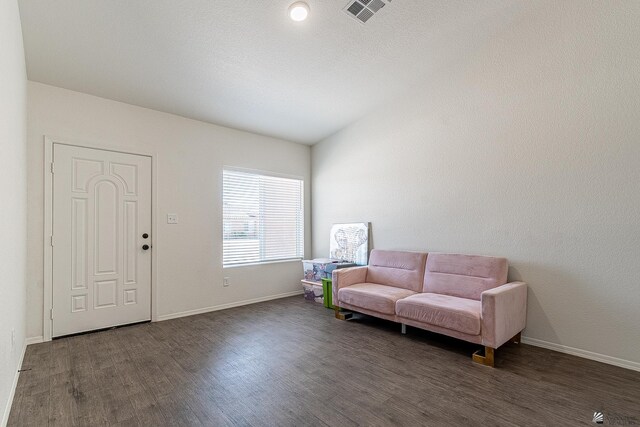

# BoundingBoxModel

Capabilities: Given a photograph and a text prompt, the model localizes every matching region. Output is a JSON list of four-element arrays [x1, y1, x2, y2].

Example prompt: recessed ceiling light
[[289, 2, 310, 22]]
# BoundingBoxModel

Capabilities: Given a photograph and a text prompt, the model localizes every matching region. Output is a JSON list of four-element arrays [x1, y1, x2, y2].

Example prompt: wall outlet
[[167, 214, 178, 224], [223, 277, 230, 287]]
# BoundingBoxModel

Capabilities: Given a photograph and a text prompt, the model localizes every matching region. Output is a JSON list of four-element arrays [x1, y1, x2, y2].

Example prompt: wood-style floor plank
[[7, 296, 640, 426]]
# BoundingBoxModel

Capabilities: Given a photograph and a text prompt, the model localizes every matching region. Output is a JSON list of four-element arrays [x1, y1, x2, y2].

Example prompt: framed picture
[[329, 222, 370, 265]]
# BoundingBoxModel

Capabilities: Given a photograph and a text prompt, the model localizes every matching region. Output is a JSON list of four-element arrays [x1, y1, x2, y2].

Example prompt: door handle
[[142, 244, 150, 250]]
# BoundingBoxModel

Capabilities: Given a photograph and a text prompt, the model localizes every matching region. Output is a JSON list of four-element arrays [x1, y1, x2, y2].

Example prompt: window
[[223, 168, 304, 267]]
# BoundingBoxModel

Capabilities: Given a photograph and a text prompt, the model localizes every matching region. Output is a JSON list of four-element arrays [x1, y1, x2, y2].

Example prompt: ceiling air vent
[[343, 0, 391, 25]]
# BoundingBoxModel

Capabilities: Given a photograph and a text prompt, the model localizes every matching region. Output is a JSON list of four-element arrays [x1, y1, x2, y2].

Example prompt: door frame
[[43, 136, 158, 341]]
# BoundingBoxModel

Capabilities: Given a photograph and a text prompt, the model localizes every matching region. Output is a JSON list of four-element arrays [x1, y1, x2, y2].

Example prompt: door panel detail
[[71, 294, 87, 313], [72, 158, 103, 192], [124, 201, 137, 285], [110, 163, 138, 196], [94, 180, 118, 275], [124, 289, 137, 305], [71, 198, 88, 290], [94, 280, 117, 309]]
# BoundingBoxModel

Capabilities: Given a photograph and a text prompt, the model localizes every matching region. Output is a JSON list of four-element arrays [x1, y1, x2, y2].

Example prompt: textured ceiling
[[18, 0, 523, 144]]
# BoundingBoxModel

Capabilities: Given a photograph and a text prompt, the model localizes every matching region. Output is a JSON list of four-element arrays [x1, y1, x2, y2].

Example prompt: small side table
[[321, 278, 334, 309]]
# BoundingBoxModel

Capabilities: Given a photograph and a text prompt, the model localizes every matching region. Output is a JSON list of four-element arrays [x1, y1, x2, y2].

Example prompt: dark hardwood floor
[[8, 296, 640, 426]]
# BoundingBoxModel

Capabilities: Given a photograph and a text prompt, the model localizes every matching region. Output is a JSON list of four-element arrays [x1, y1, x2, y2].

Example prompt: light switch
[[167, 214, 178, 224]]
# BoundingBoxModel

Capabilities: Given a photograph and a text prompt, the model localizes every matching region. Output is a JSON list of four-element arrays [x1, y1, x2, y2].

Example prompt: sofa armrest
[[332, 266, 368, 306], [481, 282, 527, 349]]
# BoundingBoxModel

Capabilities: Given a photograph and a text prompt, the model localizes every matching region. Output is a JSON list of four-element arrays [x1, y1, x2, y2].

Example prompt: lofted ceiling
[[18, 0, 523, 144]]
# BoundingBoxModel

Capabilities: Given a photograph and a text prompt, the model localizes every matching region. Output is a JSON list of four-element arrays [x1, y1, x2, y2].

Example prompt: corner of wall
[[0, 0, 28, 424]]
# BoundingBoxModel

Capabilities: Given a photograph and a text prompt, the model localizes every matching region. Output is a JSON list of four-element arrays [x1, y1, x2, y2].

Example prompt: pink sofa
[[332, 249, 527, 366]]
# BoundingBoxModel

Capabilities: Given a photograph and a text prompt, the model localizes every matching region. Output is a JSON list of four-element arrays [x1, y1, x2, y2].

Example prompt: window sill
[[223, 258, 303, 269]]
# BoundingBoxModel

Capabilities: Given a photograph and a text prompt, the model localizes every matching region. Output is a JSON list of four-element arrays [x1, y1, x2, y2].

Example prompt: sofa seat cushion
[[396, 293, 482, 335], [338, 283, 417, 315]]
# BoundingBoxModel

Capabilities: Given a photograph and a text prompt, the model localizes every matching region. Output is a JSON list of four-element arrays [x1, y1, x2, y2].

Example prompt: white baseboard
[[157, 290, 304, 322], [2, 342, 27, 427], [522, 336, 640, 372], [24, 336, 43, 346]]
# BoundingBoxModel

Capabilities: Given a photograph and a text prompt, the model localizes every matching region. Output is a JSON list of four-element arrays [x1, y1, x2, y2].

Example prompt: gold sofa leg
[[472, 347, 495, 367], [334, 306, 352, 320]]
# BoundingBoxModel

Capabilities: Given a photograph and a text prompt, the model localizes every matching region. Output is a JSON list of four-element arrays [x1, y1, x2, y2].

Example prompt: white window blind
[[223, 169, 304, 267]]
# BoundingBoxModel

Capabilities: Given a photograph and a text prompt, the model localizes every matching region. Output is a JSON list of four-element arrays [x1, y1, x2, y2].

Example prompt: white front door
[[52, 144, 152, 337]]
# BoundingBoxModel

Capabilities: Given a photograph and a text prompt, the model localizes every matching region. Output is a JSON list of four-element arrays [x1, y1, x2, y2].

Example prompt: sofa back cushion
[[423, 253, 508, 300], [366, 250, 427, 292]]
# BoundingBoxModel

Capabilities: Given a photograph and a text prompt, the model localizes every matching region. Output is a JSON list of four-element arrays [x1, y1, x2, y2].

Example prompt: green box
[[321, 278, 333, 309]]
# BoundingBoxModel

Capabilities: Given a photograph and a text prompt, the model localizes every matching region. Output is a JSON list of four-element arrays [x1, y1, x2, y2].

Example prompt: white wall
[[0, 0, 27, 424], [27, 82, 311, 339], [312, 1, 640, 367]]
